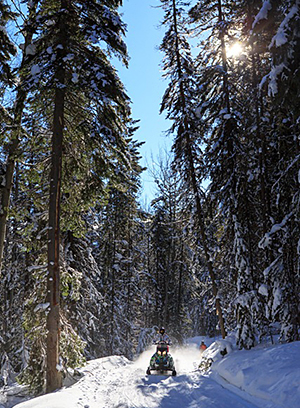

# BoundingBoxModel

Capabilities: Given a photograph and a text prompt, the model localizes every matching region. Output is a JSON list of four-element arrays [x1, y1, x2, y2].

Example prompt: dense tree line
[[0, 0, 299, 397], [159, 0, 299, 349]]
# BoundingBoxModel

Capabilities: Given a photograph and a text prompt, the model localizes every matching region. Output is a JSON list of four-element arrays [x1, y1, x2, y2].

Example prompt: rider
[[200, 341, 207, 351], [153, 327, 171, 346]]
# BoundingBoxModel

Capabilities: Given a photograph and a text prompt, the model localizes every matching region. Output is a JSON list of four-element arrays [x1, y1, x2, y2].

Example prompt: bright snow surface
[[11, 337, 300, 408]]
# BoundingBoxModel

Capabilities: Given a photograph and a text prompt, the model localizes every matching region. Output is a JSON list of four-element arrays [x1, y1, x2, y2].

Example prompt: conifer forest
[[0, 0, 299, 395]]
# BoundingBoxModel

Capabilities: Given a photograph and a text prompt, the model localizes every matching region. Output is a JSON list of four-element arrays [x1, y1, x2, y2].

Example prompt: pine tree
[[0, 0, 35, 386], [190, 0, 300, 345], [190, 0, 272, 348], [97, 181, 142, 357], [0, 0, 16, 90], [257, 0, 300, 341], [0, 1, 35, 273], [17, 0, 133, 392], [60, 128, 143, 360], [149, 154, 193, 341], [160, 0, 227, 339]]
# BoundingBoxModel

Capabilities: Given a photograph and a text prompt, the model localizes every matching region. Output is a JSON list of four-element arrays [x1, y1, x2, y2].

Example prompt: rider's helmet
[[159, 327, 165, 335]]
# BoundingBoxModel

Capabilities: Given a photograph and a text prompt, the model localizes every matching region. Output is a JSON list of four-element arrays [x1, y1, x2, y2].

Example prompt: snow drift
[[3, 338, 299, 408]]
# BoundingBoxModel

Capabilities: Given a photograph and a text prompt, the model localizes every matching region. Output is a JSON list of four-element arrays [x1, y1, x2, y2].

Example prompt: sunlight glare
[[227, 42, 243, 58]]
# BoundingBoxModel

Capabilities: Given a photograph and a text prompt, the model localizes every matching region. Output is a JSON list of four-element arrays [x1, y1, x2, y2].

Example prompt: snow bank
[[212, 341, 300, 408], [202, 339, 233, 362], [10, 339, 300, 408], [12, 356, 130, 408]]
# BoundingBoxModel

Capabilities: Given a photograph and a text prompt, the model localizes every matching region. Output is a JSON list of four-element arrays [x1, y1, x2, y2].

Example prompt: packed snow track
[[14, 341, 293, 408]]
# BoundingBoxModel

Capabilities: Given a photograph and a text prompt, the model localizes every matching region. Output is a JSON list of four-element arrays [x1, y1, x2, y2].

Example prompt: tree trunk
[[46, 84, 65, 392], [46, 2, 68, 392]]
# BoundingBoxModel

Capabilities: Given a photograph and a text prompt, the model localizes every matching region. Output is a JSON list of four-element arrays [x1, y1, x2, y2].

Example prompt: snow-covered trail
[[15, 344, 261, 408]]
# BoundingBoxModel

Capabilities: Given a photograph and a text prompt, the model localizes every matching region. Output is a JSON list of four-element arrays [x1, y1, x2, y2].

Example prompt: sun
[[227, 42, 243, 58]]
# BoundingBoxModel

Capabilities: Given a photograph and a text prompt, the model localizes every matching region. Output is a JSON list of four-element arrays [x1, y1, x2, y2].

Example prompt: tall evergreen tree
[[189, 0, 300, 345], [159, 0, 226, 338], [149, 154, 193, 341], [0, 1, 33, 273], [18, 0, 132, 392], [190, 0, 266, 348], [93, 134, 143, 358], [0, 0, 33, 386], [256, 0, 300, 341]]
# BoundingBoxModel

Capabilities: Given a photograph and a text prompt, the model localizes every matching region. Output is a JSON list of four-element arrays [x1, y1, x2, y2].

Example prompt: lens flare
[[227, 42, 243, 58]]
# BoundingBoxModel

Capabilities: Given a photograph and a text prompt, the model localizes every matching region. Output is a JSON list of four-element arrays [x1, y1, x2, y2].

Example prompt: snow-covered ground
[[2, 336, 300, 408]]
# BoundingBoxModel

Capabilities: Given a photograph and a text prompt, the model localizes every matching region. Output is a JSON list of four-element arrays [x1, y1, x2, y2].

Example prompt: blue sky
[[117, 0, 173, 205]]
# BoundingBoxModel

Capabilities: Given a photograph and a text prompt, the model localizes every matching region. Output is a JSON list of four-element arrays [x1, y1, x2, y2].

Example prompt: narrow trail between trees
[[15, 343, 264, 408]]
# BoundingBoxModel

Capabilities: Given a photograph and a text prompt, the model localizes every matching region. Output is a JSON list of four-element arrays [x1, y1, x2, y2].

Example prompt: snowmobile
[[146, 341, 177, 376]]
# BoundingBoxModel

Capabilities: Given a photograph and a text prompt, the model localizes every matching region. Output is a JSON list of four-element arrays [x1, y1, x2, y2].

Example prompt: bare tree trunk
[[46, 85, 65, 393], [46, 1, 68, 392]]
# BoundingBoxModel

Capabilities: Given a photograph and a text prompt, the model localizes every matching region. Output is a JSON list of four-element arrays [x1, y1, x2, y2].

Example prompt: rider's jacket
[[153, 333, 171, 344]]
